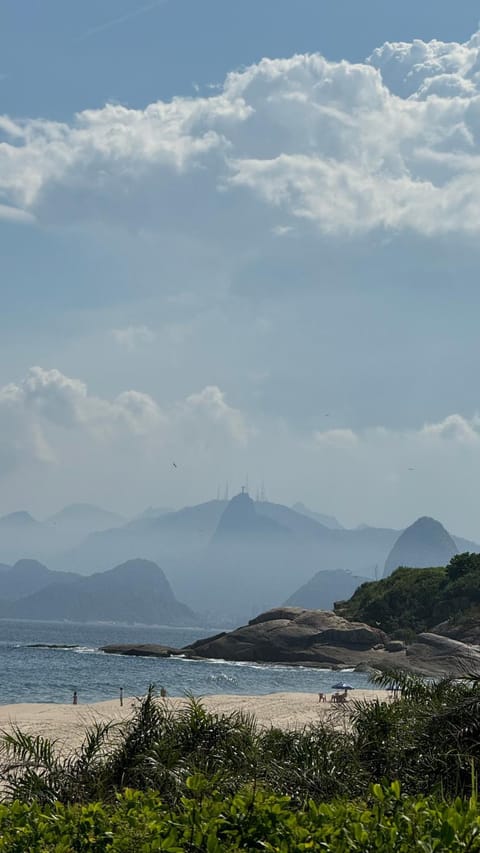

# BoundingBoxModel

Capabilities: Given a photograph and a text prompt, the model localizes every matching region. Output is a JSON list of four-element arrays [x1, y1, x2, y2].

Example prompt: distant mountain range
[[0, 559, 196, 625], [0, 497, 477, 625]]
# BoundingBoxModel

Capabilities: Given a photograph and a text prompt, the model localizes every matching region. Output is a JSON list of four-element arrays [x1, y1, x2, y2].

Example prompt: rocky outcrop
[[402, 633, 480, 676], [185, 608, 386, 666], [384, 517, 458, 577], [101, 607, 480, 678], [101, 644, 178, 657]]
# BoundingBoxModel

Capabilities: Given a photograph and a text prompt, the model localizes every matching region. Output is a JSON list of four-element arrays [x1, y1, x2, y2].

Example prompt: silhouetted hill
[[384, 517, 458, 577], [10, 559, 196, 625], [0, 511, 40, 529], [135, 507, 176, 521], [0, 559, 78, 601], [291, 503, 343, 529], [255, 501, 332, 539], [211, 493, 292, 545], [284, 569, 370, 610], [48, 503, 124, 532], [60, 500, 228, 574], [453, 534, 480, 553], [0, 507, 123, 565]]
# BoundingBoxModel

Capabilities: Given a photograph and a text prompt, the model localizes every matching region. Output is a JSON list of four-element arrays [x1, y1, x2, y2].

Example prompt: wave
[[24, 643, 99, 654], [25, 643, 81, 649]]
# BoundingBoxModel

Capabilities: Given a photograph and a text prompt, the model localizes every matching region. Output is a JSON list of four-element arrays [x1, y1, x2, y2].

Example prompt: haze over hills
[[0, 559, 196, 625], [48, 504, 125, 535], [212, 492, 292, 545], [0, 495, 478, 625], [383, 517, 459, 578], [0, 504, 125, 565], [0, 559, 78, 601], [291, 503, 343, 530], [284, 569, 371, 611]]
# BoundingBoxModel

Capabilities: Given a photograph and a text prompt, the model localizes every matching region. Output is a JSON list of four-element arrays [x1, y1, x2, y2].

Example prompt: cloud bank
[[2, 31, 480, 236], [0, 367, 248, 475]]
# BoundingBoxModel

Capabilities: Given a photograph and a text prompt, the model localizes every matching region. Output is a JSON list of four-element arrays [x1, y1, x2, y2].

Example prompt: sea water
[[0, 619, 376, 704]]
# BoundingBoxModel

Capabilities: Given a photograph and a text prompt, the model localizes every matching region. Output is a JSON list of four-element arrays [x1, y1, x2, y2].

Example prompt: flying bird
[[172, 462, 177, 469]]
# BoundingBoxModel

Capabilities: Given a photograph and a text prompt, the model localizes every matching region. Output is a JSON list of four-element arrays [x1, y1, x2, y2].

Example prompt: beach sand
[[0, 690, 391, 752]]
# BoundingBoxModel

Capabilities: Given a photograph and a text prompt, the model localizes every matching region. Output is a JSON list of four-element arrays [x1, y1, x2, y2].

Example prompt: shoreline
[[0, 690, 392, 750]]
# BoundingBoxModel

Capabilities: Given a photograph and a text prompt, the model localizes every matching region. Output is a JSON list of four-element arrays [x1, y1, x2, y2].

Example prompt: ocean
[[0, 619, 376, 704]]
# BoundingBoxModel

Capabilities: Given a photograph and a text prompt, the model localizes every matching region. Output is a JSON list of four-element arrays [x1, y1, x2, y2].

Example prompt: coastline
[[0, 690, 392, 750]]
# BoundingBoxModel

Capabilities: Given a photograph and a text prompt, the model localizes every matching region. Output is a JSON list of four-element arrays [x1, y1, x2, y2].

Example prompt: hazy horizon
[[2, 2, 480, 540]]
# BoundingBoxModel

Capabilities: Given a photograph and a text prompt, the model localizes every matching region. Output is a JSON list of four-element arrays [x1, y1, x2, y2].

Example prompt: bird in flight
[[172, 462, 177, 469]]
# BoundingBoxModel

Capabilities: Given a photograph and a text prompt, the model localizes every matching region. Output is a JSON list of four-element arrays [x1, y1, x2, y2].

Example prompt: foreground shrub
[[1, 782, 480, 852], [4, 677, 480, 808]]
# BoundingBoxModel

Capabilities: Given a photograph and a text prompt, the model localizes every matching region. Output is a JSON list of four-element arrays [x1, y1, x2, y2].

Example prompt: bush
[[336, 553, 480, 634], [4, 677, 480, 809], [1, 783, 480, 852]]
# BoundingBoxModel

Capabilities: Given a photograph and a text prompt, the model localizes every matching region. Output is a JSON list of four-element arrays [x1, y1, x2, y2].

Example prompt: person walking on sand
[[120, 687, 123, 707], [73, 690, 78, 705]]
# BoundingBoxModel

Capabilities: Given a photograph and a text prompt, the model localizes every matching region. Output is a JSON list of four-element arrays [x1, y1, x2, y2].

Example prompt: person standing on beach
[[73, 690, 78, 705], [120, 687, 123, 707]]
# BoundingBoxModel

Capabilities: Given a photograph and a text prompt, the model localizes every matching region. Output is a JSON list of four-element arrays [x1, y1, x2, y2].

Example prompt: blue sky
[[1, 1, 478, 119], [2, 1, 480, 536]]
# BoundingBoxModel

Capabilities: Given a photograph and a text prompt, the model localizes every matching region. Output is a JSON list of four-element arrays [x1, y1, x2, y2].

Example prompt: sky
[[2, 1, 480, 537]]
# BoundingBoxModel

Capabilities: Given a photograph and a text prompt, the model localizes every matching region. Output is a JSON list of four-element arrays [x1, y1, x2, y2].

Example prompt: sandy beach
[[0, 690, 391, 752]]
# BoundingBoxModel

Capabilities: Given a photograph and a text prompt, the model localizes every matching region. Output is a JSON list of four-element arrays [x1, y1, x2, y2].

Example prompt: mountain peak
[[384, 516, 458, 577], [48, 503, 124, 528], [0, 511, 38, 528], [212, 491, 291, 545]]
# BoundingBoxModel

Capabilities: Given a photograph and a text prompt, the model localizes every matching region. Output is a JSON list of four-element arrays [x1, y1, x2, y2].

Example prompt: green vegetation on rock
[[336, 552, 480, 635]]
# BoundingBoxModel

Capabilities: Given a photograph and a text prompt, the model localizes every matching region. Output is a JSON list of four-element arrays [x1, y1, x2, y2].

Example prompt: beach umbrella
[[332, 682, 354, 690]]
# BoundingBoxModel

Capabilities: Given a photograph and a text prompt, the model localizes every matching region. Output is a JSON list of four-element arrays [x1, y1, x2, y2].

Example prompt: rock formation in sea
[[383, 516, 458, 578], [102, 606, 480, 678]]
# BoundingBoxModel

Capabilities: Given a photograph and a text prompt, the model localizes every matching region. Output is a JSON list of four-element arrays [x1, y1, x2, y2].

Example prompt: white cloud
[[0, 367, 250, 475], [111, 325, 155, 350], [179, 385, 250, 446], [313, 413, 480, 450], [3, 33, 480, 236], [313, 428, 359, 448], [420, 413, 480, 444]]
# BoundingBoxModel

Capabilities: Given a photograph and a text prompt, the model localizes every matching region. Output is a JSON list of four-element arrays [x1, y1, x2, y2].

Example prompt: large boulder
[[101, 607, 480, 678], [183, 607, 387, 665]]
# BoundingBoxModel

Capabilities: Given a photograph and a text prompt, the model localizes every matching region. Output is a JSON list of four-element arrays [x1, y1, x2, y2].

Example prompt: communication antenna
[[224, 481, 229, 501]]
